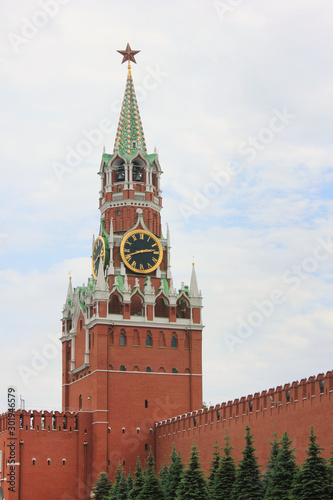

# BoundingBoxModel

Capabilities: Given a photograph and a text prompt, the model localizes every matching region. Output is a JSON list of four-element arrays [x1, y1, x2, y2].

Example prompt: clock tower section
[[61, 45, 203, 479]]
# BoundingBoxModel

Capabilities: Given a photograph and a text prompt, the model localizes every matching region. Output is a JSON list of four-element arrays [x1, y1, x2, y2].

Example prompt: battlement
[[156, 370, 333, 430], [0, 409, 79, 434]]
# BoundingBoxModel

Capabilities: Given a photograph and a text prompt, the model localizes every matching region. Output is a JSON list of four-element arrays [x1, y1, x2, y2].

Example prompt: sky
[[1, 0, 333, 413]]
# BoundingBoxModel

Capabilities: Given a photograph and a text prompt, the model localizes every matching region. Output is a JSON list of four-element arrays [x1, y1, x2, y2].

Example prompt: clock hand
[[128, 249, 155, 256]]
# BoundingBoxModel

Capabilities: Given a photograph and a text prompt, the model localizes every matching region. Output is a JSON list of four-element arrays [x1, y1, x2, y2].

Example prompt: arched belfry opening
[[132, 161, 144, 183], [176, 296, 191, 319], [131, 293, 144, 317], [155, 295, 169, 318], [109, 292, 123, 314], [112, 157, 126, 184]]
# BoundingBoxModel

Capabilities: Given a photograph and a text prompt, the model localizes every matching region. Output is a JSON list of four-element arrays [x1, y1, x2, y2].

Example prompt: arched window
[[133, 329, 140, 346], [120, 365, 126, 371], [146, 366, 152, 372], [131, 294, 143, 316], [109, 294, 122, 314], [79, 395, 82, 410], [171, 333, 178, 348], [155, 296, 169, 318], [133, 165, 143, 182], [116, 165, 125, 182], [172, 368, 178, 374], [63, 416, 67, 430], [120, 330, 126, 346], [176, 297, 191, 319], [158, 331, 165, 348], [146, 333, 153, 347]]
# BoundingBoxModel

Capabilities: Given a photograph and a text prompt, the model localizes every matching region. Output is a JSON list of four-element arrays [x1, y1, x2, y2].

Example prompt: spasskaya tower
[[60, 44, 203, 479]]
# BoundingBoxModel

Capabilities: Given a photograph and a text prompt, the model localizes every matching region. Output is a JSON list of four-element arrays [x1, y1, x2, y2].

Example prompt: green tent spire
[[115, 44, 147, 156]]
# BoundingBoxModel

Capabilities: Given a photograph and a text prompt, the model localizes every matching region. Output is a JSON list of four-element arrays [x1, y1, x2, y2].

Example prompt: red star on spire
[[117, 43, 140, 65]]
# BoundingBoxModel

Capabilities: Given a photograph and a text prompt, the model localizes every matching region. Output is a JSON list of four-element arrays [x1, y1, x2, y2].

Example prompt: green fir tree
[[261, 430, 279, 494], [166, 443, 184, 500], [264, 431, 297, 500], [208, 441, 221, 490], [159, 458, 169, 494], [126, 472, 133, 496], [231, 426, 263, 500], [137, 449, 166, 500], [175, 442, 209, 500], [289, 426, 330, 500], [93, 472, 112, 500], [213, 430, 236, 500], [108, 463, 123, 500], [128, 457, 144, 500], [328, 441, 333, 497]]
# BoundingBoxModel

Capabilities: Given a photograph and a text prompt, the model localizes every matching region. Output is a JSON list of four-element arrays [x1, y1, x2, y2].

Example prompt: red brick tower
[[60, 45, 203, 479]]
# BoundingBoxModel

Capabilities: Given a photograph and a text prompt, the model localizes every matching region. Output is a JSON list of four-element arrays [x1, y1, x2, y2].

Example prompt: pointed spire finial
[[190, 262, 199, 297], [95, 258, 106, 291], [67, 273, 73, 299], [117, 43, 140, 76]]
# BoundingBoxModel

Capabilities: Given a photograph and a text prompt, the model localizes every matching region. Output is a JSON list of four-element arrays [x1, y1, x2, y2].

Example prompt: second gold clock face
[[92, 236, 106, 279], [120, 229, 163, 274]]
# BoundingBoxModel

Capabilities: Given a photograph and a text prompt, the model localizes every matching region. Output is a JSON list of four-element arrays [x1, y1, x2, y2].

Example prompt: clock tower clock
[[60, 45, 203, 480]]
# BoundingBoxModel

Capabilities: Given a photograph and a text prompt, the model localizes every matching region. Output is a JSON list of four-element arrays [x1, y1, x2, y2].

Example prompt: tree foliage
[[175, 442, 209, 500], [264, 431, 297, 500], [165, 443, 184, 500], [289, 426, 330, 500], [137, 449, 166, 500], [93, 472, 112, 500], [128, 457, 144, 500], [213, 430, 236, 500], [232, 426, 263, 500], [208, 441, 221, 490]]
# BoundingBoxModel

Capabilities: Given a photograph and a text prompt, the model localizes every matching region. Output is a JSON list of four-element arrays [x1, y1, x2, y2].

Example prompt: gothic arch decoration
[[158, 331, 166, 348], [176, 293, 191, 319], [119, 328, 126, 346], [109, 290, 123, 314], [146, 330, 153, 347], [159, 366, 166, 372], [185, 331, 191, 349], [171, 332, 178, 348], [131, 290, 145, 317], [110, 156, 127, 184], [133, 329, 140, 346], [131, 154, 148, 183], [133, 365, 140, 371], [155, 291, 169, 318]]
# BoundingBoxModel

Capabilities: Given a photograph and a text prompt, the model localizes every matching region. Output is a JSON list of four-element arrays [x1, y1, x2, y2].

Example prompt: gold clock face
[[120, 229, 163, 274], [92, 236, 106, 279]]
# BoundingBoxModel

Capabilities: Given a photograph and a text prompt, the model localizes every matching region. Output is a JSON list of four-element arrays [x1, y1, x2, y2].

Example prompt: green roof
[[114, 72, 147, 156]]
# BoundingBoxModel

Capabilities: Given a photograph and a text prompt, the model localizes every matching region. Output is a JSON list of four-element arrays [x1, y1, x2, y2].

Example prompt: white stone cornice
[[85, 315, 204, 330]]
